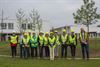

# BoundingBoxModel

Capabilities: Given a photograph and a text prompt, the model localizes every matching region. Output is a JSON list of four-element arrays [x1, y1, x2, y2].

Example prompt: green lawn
[[0, 57, 100, 67], [0, 41, 9, 47]]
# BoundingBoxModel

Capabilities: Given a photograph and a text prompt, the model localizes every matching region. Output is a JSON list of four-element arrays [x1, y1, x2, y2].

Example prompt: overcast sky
[[0, 0, 100, 28]]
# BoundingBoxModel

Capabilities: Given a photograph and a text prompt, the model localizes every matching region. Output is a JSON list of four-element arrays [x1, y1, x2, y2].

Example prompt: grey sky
[[0, 0, 100, 28]]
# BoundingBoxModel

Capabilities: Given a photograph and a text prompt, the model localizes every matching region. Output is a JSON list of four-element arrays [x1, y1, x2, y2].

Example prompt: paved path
[[0, 55, 100, 60]]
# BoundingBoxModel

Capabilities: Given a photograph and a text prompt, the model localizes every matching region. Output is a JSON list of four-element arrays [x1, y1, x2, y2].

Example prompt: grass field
[[0, 57, 100, 67], [0, 38, 100, 67]]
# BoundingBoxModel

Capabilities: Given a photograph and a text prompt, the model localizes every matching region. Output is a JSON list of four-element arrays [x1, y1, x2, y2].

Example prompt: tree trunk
[[87, 25, 89, 33], [87, 25, 89, 44]]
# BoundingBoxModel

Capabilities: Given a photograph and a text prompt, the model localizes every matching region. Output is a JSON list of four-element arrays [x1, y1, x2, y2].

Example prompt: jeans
[[23, 47, 30, 58], [20, 45, 24, 58], [61, 44, 67, 58], [81, 43, 89, 59]]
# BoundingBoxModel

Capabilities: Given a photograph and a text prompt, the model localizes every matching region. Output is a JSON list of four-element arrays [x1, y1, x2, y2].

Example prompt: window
[[0, 23, 7, 29], [8, 23, 14, 29], [27, 23, 32, 29], [22, 23, 26, 30]]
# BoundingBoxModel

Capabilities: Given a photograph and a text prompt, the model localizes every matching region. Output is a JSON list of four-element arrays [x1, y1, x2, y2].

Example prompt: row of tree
[[16, 8, 42, 33]]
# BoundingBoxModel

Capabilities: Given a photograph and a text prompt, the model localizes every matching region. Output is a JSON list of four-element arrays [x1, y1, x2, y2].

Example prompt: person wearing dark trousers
[[69, 30, 77, 59], [60, 29, 68, 58], [38, 31, 44, 58], [45, 46, 49, 57], [30, 32, 38, 58], [61, 45, 67, 58], [44, 32, 49, 58], [79, 28, 89, 60], [70, 45, 76, 59], [10, 31, 18, 58], [22, 33, 30, 59], [39, 46, 43, 58]]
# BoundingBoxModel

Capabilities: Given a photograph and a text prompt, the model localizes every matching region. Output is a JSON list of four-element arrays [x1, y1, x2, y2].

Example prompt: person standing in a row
[[10, 31, 18, 58], [49, 32, 56, 60], [44, 32, 50, 58], [60, 29, 68, 58], [69, 30, 77, 59], [79, 28, 89, 60], [30, 32, 38, 58], [22, 33, 30, 59]]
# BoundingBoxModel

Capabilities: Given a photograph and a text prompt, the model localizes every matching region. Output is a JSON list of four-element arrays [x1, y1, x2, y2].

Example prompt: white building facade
[[0, 20, 50, 41]]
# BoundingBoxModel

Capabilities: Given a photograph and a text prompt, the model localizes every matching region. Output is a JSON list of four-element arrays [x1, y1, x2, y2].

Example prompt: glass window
[[21, 23, 26, 30], [27, 23, 32, 29], [0, 23, 7, 29], [8, 23, 14, 29]]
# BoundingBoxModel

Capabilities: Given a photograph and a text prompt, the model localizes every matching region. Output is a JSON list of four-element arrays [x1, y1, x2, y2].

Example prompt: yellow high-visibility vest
[[22, 37, 29, 45], [79, 32, 88, 42], [10, 35, 17, 44], [69, 35, 76, 45], [49, 37, 55, 45], [28, 34, 31, 40], [39, 35, 44, 45], [44, 36, 49, 46], [61, 34, 68, 43], [55, 36, 60, 45]]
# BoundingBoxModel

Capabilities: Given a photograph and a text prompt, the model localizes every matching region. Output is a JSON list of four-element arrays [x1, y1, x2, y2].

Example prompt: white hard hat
[[12, 30, 16, 33]]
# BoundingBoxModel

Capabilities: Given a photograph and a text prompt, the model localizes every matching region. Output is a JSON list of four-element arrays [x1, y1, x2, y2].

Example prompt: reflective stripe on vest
[[10, 35, 17, 44]]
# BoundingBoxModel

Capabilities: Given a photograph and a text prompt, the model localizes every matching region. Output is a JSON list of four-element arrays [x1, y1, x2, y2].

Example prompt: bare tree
[[16, 8, 25, 33], [29, 9, 36, 31], [35, 11, 43, 32], [37, 18, 43, 32], [29, 9, 43, 32]]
